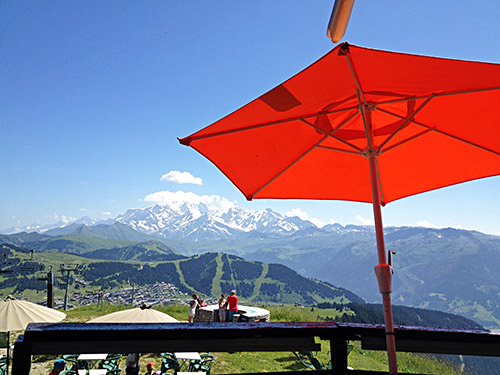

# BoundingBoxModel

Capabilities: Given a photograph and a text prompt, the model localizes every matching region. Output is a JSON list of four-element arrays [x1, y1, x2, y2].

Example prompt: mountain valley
[[3, 202, 500, 329]]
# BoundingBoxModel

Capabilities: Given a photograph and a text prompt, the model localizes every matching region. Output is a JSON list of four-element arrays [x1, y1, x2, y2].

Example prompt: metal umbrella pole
[[364, 104, 398, 374]]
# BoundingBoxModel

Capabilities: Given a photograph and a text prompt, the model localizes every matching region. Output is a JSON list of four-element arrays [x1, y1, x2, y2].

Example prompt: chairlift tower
[[59, 264, 85, 311], [37, 266, 55, 308]]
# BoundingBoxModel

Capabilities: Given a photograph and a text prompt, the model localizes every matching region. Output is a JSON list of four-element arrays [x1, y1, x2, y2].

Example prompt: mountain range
[[3, 202, 500, 328]]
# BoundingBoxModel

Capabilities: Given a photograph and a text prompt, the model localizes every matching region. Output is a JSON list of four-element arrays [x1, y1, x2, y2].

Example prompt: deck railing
[[12, 322, 500, 375]]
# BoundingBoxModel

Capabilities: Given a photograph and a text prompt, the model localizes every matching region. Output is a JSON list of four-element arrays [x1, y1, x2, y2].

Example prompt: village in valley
[[48, 282, 197, 310]]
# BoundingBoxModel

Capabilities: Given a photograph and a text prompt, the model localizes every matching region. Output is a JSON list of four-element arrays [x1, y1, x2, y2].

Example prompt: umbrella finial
[[178, 137, 191, 146], [338, 42, 350, 56], [140, 303, 151, 310]]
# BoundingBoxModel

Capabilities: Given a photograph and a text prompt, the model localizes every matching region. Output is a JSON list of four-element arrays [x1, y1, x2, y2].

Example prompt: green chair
[[292, 352, 325, 370], [63, 354, 85, 371], [161, 353, 175, 360], [106, 354, 123, 361], [160, 355, 179, 374], [99, 359, 119, 372], [99, 354, 121, 372], [0, 356, 8, 375], [189, 356, 213, 375]]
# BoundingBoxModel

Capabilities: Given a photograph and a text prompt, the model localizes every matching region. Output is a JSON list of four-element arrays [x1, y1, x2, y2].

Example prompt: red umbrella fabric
[[180, 43, 500, 204], [179, 43, 500, 374]]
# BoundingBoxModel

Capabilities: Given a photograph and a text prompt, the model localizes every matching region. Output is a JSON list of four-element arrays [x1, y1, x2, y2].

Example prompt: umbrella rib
[[300, 109, 359, 137], [344, 53, 367, 105], [249, 135, 328, 199], [378, 94, 435, 151], [316, 145, 362, 156], [434, 85, 500, 99], [378, 107, 500, 157], [380, 127, 436, 154], [432, 128, 500, 157], [180, 105, 359, 143], [357, 90, 374, 153], [371, 86, 500, 107], [375, 157, 386, 206], [299, 110, 364, 154], [345, 49, 375, 154]]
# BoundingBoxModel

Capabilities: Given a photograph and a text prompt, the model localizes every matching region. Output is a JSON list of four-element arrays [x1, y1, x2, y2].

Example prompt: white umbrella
[[0, 295, 66, 331], [0, 295, 66, 375], [87, 304, 178, 323]]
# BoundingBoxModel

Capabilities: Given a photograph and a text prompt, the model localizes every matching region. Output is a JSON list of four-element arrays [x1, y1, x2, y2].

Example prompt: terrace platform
[[12, 322, 500, 375]]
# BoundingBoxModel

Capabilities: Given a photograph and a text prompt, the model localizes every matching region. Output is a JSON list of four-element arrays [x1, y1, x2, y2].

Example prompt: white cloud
[[80, 208, 88, 212], [355, 215, 374, 226], [285, 208, 336, 228], [102, 211, 112, 216], [80, 181, 89, 185], [416, 220, 442, 228], [161, 171, 203, 185], [144, 190, 235, 211], [52, 214, 75, 224]]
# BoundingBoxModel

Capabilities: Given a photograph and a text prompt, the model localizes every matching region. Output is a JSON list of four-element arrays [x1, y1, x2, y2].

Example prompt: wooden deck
[[11, 321, 500, 375]]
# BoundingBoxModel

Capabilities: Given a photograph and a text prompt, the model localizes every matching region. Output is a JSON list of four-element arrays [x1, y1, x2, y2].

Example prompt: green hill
[[0, 244, 362, 306], [5, 224, 500, 329], [44, 222, 168, 243], [22, 233, 134, 254], [84, 240, 185, 261]]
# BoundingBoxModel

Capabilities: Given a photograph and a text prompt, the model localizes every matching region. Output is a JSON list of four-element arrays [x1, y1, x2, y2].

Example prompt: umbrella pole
[[6, 331, 10, 375], [368, 155, 398, 375]]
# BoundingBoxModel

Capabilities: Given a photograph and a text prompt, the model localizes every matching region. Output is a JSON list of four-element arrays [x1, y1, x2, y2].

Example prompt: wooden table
[[78, 370, 107, 375], [77, 354, 108, 369], [174, 352, 201, 371]]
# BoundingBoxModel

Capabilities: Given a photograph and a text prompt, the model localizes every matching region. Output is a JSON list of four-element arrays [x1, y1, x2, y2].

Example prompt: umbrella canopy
[[179, 43, 500, 204], [0, 295, 66, 375], [0, 295, 66, 332], [179, 43, 500, 374], [87, 305, 178, 323]]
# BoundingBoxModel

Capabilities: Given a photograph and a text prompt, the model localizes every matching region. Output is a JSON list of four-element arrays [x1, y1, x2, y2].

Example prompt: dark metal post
[[130, 283, 135, 306], [37, 266, 55, 308], [63, 271, 70, 311], [59, 264, 84, 311], [331, 337, 348, 374], [11, 335, 31, 375], [47, 266, 54, 308]]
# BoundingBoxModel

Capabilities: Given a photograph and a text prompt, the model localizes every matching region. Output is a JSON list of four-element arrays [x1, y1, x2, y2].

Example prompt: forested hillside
[[0, 245, 362, 306]]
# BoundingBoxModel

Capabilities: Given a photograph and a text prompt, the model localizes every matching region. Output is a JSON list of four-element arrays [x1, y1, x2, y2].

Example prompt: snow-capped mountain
[[1, 216, 107, 235], [115, 203, 316, 241]]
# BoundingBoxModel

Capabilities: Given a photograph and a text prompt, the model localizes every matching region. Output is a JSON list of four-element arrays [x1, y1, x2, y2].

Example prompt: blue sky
[[1, 1, 500, 235]]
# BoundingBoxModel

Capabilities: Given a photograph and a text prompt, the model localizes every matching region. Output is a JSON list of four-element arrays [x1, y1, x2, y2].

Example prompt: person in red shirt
[[226, 289, 239, 322]]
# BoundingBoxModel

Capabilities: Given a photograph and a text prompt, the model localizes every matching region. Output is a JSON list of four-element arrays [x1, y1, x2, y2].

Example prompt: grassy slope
[[2, 249, 357, 306], [212, 253, 224, 297]]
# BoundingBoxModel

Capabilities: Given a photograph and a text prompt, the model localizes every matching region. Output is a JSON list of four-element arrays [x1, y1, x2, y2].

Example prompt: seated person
[[144, 361, 160, 375], [126, 353, 140, 375], [49, 359, 66, 375]]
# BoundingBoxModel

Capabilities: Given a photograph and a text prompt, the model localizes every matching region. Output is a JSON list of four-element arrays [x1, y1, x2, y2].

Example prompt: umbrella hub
[[361, 146, 380, 158]]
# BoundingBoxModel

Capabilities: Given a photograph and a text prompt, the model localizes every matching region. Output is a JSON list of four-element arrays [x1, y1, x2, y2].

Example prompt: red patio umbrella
[[179, 43, 500, 374]]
